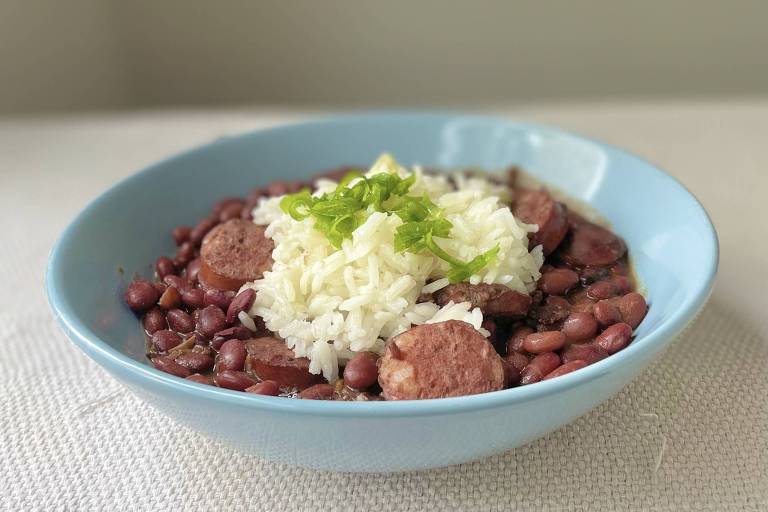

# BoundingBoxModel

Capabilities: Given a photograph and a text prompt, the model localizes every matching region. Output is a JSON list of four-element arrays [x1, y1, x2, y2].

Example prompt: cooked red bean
[[578, 266, 610, 285], [506, 325, 535, 353], [157, 286, 182, 310], [343, 352, 379, 390], [155, 256, 176, 279], [175, 241, 196, 267], [593, 300, 622, 327], [166, 309, 195, 333], [543, 360, 588, 380], [616, 292, 648, 329], [153, 281, 167, 295], [218, 201, 245, 222], [124, 280, 160, 311], [143, 307, 167, 334], [217, 340, 247, 371], [586, 276, 631, 300], [503, 359, 522, 387], [190, 218, 218, 246], [185, 258, 202, 282], [245, 380, 280, 396], [204, 289, 234, 311], [215, 370, 256, 391], [595, 323, 632, 354], [538, 268, 579, 296], [175, 352, 214, 373], [560, 216, 627, 267], [523, 331, 566, 354], [561, 343, 609, 365], [172, 226, 192, 246], [151, 355, 191, 377], [186, 373, 213, 385], [267, 181, 292, 197], [520, 352, 561, 385], [196, 305, 227, 338], [162, 275, 191, 293], [561, 312, 598, 343], [298, 383, 335, 400], [212, 197, 243, 216], [181, 288, 206, 309], [152, 329, 182, 352], [505, 351, 530, 373], [226, 289, 256, 324]]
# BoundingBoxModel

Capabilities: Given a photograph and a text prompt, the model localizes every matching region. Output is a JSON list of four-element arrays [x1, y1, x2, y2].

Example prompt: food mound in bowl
[[123, 154, 648, 401]]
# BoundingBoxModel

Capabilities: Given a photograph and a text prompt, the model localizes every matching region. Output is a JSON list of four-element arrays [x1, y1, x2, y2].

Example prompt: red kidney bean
[[593, 300, 622, 327], [298, 383, 335, 400], [561, 312, 598, 343], [152, 329, 182, 352], [246, 380, 280, 396], [151, 355, 191, 377], [595, 323, 633, 354], [124, 280, 160, 311], [163, 275, 191, 293], [226, 289, 256, 324], [155, 256, 176, 279], [481, 318, 497, 342], [153, 281, 167, 295], [520, 352, 561, 385], [215, 370, 256, 391], [181, 288, 205, 308], [543, 360, 588, 380], [213, 326, 252, 341], [561, 343, 609, 365], [218, 201, 245, 223], [523, 331, 566, 354], [616, 292, 648, 329], [266, 181, 292, 197], [185, 258, 202, 282], [505, 351, 530, 373], [175, 352, 214, 373], [175, 241, 196, 267], [186, 373, 213, 385], [197, 305, 227, 338], [217, 340, 247, 371], [568, 289, 596, 314], [212, 197, 243, 216], [204, 289, 234, 311], [586, 276, 631, 300], [143, 307, 167, 334], [157, 286, 182, 310], [538, 268, 579, 296], [506, 325, 535, 353], [502, 359, 522, 387], [172, 226, 192, 246], [343, 352, 379, 390], [190, 218, 217, 246], [167, 309, 195, 333]]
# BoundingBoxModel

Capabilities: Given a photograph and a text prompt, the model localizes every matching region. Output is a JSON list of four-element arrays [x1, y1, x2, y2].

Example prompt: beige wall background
[[2, 0, 767, 115]]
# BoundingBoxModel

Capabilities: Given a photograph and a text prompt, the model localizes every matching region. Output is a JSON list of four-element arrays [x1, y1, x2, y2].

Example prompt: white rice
[[243, 154, 543, 382]]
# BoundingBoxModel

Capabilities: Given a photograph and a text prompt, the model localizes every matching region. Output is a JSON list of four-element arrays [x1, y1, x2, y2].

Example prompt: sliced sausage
[[559, 215, 627, 267], [512, 189, 569, 255], [530, 296, 571, 325], [199, 219, 274, 291], [378, 320, 505, 400], [432, 283, 531, 317], [244, 337, 321, 390]]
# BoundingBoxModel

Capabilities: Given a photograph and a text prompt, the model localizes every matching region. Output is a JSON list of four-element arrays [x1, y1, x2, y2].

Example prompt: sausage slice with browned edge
[[378, 320, 505, 400], [199, 219, 274, 291], [433, 283, 531, 317], [559, 214, 627, 267], [244, 337, 322, 390], [512, 189, 569, 255]]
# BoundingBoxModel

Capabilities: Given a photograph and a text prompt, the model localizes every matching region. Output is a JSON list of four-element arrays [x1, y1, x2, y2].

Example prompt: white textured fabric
[[1, 102, 767, 511]]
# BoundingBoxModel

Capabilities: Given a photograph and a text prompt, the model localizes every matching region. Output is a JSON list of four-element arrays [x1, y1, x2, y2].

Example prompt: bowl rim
[[45, 112, 719, 418]]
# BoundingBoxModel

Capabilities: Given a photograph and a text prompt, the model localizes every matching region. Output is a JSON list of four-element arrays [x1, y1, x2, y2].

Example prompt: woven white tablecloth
[[2, 101, 766, 511]]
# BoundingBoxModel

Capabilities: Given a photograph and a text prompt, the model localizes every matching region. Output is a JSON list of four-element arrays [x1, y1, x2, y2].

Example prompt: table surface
[[2, 100, 766, 511]]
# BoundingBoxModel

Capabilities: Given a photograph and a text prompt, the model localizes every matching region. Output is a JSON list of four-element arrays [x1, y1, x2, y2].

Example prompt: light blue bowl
[[46, 114, 718, 472]]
